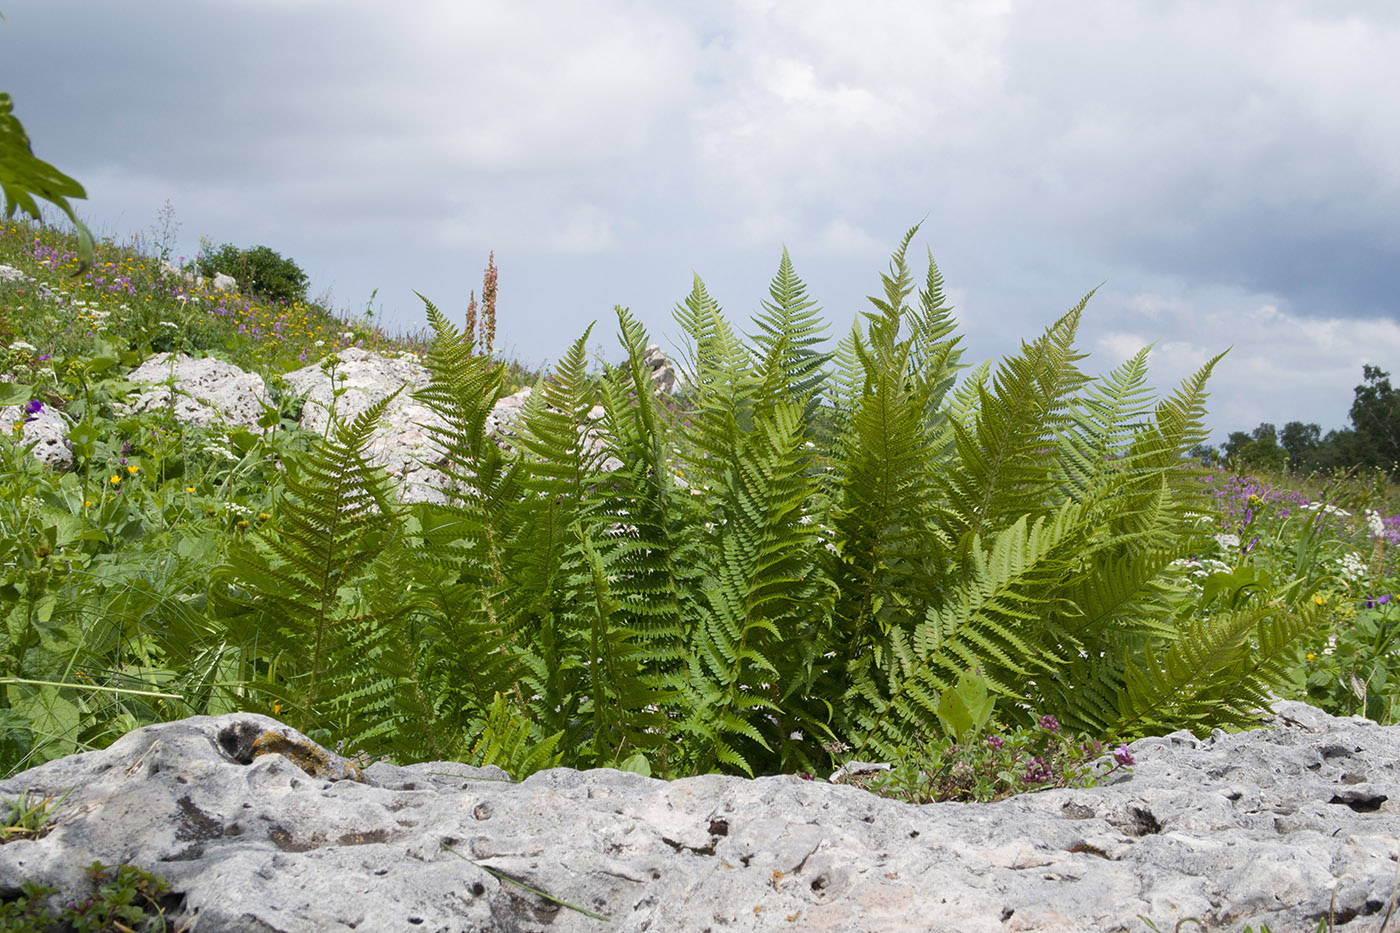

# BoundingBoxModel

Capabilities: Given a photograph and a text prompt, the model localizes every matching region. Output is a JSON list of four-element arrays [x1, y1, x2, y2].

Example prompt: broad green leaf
[[0, 92, 94, 271]]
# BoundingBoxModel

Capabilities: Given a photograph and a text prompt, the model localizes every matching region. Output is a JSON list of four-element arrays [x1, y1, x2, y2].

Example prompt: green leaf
[[6, 683, 80, 762], [616, 751, 652, 777], [0, 382, 32, 406], [0, 92, 94, 272], [935, 667, 996, 741], [66, 421, 100, 459]]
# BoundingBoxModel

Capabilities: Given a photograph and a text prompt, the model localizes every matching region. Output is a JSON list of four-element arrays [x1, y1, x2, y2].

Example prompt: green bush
[[196, 242, 308, 304]]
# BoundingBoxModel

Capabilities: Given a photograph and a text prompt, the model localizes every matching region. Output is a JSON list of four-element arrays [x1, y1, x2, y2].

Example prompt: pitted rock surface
[[0, 398, 72, 468], [124, 352, 272, 428], [2, 701, 1399, 932], [282, 348, 625, 503]]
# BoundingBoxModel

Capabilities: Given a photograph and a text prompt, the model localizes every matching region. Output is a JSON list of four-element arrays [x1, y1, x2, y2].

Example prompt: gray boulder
[[0, 398, 72, 469], [3, 700, 1399, 932], [282, 348, 624, 504], [124, 352, 272, 429]]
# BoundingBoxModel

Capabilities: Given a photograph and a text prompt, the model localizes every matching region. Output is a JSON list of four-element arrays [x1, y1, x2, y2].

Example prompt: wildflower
[[1336, 551, 1367, 582], [1112, 744, 1135, 767], [186, 486, 195, 493], [1368, 510, 1386, 540], [110, 474, 121, 485], [1038, 715, 1060, 734], [8, 339, 35, 352], [1306, 653, 1316, 660], [257, 512, 271, 521], [23, 399, 43, 423], [236, 519, 249, 528], [127, 464, 139, 474], [1214, 533, 1240, 550], [1313, 594, 1327, 606], [986, 735, 1005, 751], [1023, 757, 1054, 784], [84, 500, 92, 508]]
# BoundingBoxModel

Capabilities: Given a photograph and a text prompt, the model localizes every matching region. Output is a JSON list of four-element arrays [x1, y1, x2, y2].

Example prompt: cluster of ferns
[[219, 225, 1322, 779]]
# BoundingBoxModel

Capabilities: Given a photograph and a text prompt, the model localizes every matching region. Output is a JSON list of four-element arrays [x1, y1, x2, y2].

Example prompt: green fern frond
[[938, 303, 1090, 543], [750, 248, 832, 416], [1112, 599, 1321, 738], [467, 692, 564, 779], [224, 390, 407, 744]]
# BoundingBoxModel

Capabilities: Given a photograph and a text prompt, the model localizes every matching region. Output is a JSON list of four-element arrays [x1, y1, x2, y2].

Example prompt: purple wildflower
[[1039, 714, 1060, 734], [1112, 744, 1134, 767], [1023, 757, 1054, 784], [986, 735, 1005, 751], [23, 399, 43, 423]]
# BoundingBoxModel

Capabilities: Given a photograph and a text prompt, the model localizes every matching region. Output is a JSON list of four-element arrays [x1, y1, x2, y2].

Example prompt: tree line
[[1201, 365, 1400, 474]]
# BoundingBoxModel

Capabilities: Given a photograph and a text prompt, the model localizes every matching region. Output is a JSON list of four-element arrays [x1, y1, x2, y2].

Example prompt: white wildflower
[[343, 331, 355, 340], [8, 340, 35, 352], [1367, 510, 1386, 539], [314, 340, 325, 347], [1213, 533, 1240, 551], [159, 321, 177, 328], [1336, 551, 1367, 582], [1303, 502, 1352, 519]]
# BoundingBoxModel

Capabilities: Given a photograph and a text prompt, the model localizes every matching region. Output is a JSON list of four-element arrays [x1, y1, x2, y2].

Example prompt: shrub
[[196, 242, 308, 304]]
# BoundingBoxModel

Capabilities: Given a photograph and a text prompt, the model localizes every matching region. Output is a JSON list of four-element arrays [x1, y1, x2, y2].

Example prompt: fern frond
[[750, 248, 832, 417]]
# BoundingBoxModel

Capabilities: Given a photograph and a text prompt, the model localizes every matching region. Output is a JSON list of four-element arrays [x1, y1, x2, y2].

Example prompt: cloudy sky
[[4, 1, 1398, 442]]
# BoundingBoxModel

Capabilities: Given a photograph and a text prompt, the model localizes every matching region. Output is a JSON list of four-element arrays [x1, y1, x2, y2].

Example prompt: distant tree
[[1280, 421, 1321, 469], [1222, 423, 1286, 471], [1349, 365, 1400, 474]]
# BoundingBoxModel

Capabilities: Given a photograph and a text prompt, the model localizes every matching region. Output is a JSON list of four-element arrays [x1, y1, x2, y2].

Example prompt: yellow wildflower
[[186, 486, 195, 493], [1306, 653, 1316, 660], [110, 474, 121, 484], [127, 464, 139, 474]]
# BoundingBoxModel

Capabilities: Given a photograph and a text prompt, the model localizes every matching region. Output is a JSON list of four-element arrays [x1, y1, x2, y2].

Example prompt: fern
[[226, 234, 1317, 782], [221, 391, 430, 757]]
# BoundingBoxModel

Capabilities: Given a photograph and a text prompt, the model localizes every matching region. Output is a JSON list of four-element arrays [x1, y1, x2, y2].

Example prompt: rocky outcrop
[[11, 342, 679, 500], [158, 259, 237, 293], [1, 397, 72, 469], [280, 347, 625, 504], [2, 700, 1398, 932], [124, 352, 273, 429]]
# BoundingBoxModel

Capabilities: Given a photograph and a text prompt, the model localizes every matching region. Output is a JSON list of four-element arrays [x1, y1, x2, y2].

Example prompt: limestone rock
[[282, 349, 622, 504], [643, 343, 681, 395], [0, 398, 72, 469], [0, 263, 61, 303], [124, 352, 272, 429], [3, 701, 1399, 931], [157, 260, 237, 293]]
